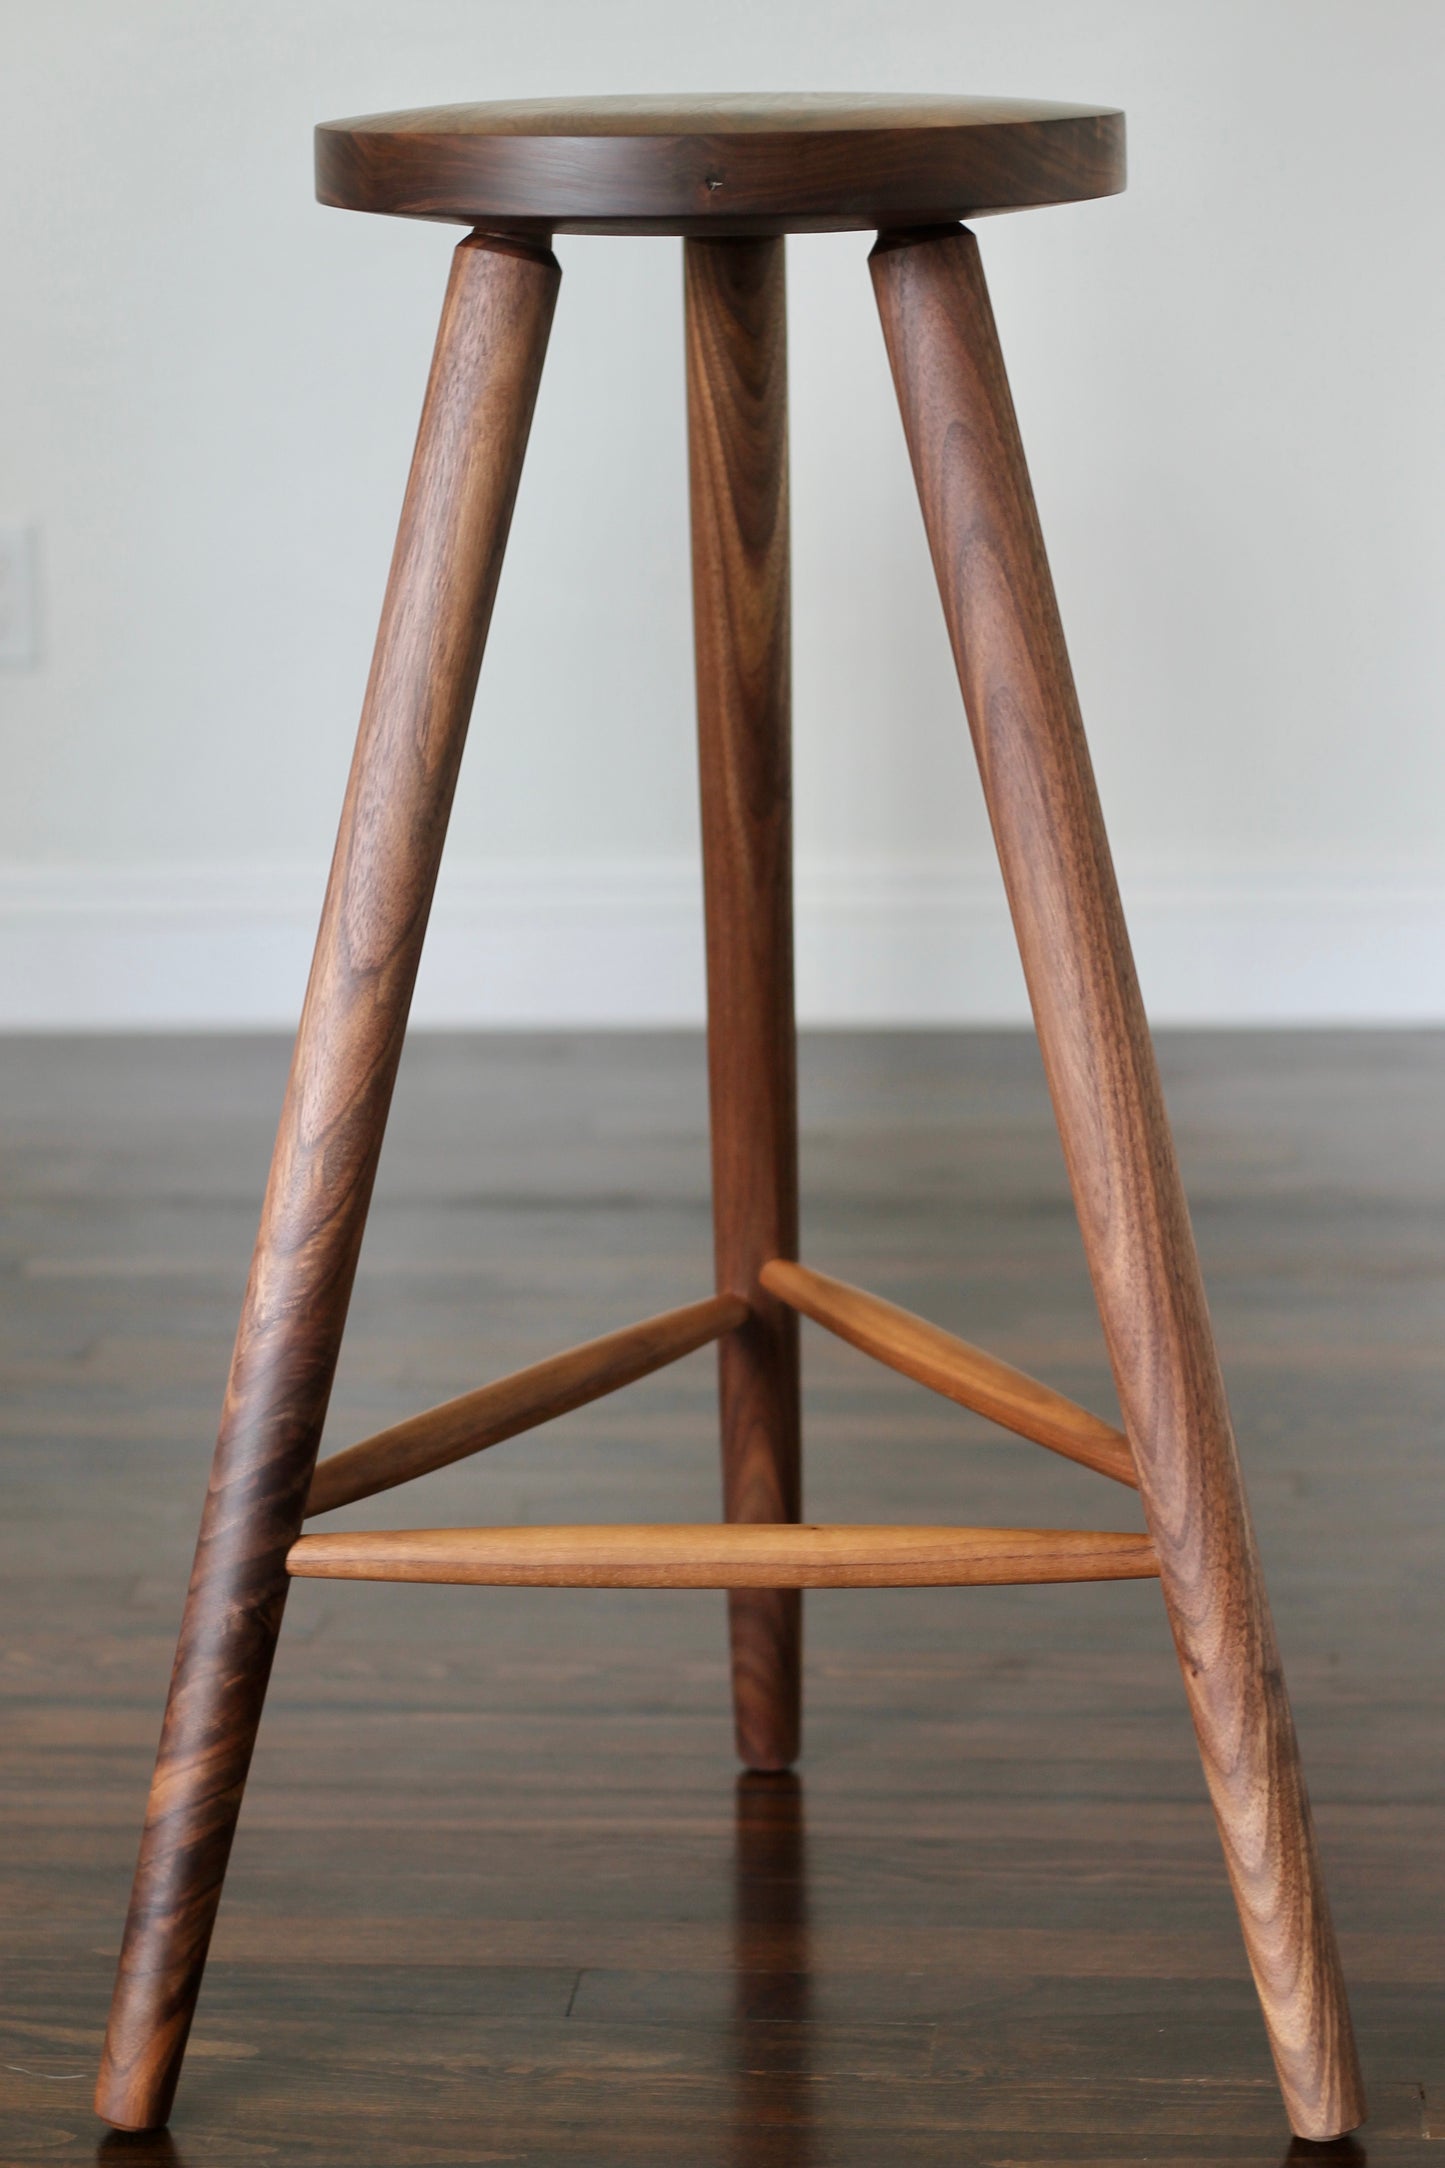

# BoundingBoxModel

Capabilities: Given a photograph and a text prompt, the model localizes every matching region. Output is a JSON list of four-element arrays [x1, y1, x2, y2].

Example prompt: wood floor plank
[[0, 1030, 1440, 2161]]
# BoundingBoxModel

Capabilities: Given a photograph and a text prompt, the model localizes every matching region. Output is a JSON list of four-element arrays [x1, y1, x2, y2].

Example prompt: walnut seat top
[[315, 95, 1125, 238]]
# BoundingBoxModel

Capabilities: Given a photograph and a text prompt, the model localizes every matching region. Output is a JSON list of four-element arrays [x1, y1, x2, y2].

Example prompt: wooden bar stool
[[95, 97, 1365, 2142]]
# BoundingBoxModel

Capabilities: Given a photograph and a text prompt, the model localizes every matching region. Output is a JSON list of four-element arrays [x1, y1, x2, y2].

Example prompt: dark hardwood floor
[[1, 1030, 1440, 2164]]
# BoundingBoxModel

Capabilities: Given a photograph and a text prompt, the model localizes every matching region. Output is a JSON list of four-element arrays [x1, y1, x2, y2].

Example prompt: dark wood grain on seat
[[316, 94, 1125, 236]]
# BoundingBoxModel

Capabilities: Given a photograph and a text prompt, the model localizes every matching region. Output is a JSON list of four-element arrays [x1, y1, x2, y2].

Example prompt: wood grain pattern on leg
[[870, 223, 1364, 2142], [94, 230, 559, 2133], [686, 235, 802, 1772]]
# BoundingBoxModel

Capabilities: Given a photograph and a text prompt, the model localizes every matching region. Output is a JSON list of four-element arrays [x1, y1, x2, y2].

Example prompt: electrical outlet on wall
[[0, 523, 38, 666]]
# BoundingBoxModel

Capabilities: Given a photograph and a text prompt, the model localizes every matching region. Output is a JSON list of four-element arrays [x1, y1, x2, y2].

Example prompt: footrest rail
[[760, 1259, 1136, 1487], [287, 1522, 1158, 1588], [306, 1292, 746, 1517]]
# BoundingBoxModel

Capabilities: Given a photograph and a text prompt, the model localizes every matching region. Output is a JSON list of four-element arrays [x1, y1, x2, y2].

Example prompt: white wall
[[2, 1, 1443, 1026]]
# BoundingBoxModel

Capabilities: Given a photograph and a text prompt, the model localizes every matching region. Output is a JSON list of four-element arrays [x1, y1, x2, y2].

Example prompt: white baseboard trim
[[0, 858, 1442, 1028]]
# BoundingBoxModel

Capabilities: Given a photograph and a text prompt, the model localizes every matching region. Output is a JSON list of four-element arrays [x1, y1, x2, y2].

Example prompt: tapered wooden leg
[[685, 236, 802, 1772], [94, 231, 559, 2132], [871, 224, 1365, 2142]]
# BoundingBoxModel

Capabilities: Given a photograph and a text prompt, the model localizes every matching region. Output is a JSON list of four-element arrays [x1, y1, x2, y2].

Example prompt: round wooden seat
[[315, 93, 1125, 237]]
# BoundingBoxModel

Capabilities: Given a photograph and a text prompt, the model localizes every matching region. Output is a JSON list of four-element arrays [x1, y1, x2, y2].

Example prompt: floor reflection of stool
[[94, 98, 1363, 2143]]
